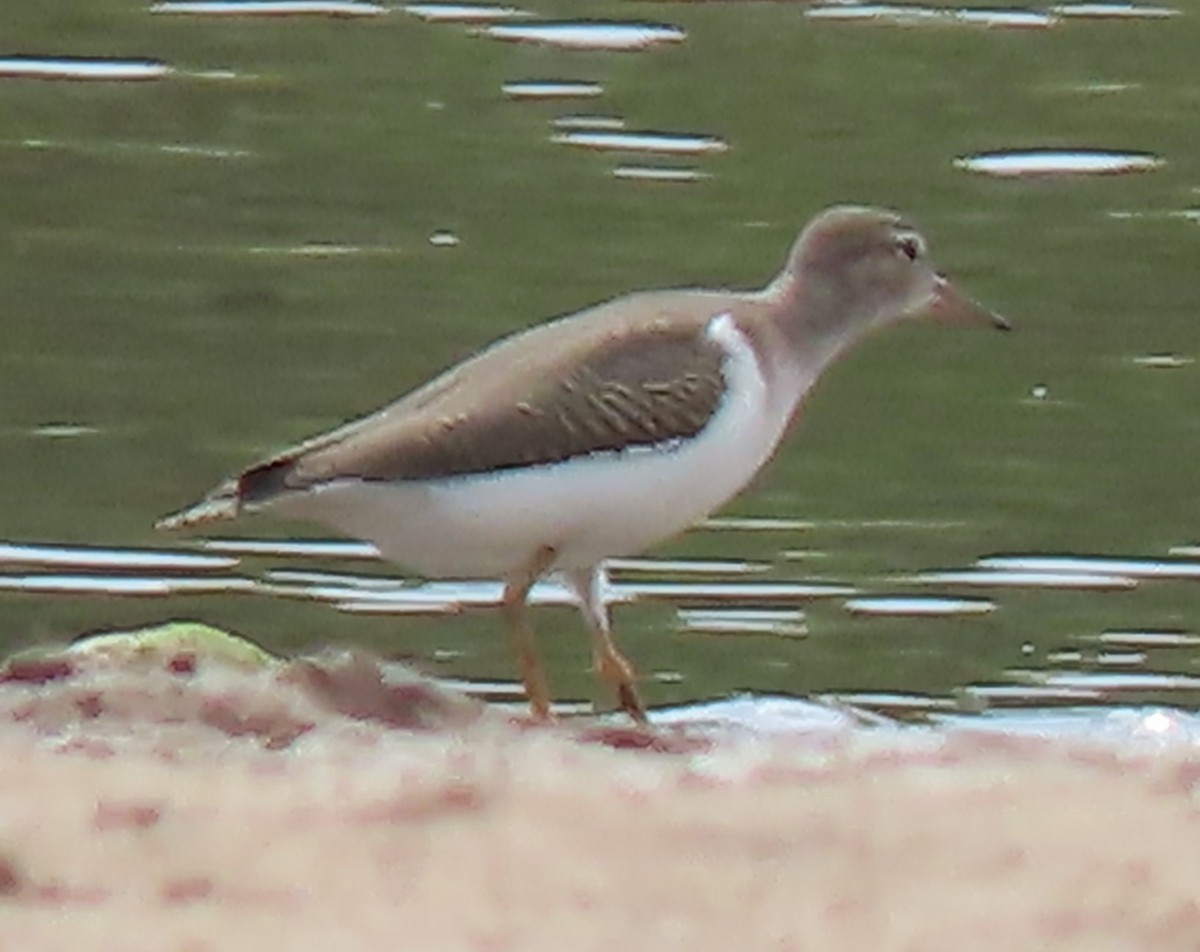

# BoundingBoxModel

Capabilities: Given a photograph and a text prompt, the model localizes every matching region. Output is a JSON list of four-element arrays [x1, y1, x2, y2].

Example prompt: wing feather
[[238, 304, 730, 504]]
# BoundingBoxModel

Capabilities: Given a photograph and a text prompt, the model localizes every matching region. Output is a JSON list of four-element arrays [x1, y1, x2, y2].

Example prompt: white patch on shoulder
[[705, 310, 740, 346], [268, 310, 798, 578], [705, 310, 764, 407]]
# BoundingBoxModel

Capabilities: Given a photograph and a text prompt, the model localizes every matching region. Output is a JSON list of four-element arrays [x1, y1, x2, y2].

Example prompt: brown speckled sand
[[2, 633, 1200, 951]]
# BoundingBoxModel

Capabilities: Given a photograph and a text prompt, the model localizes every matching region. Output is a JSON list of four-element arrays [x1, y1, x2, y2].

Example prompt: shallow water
[[3, 0, 1200, 718]]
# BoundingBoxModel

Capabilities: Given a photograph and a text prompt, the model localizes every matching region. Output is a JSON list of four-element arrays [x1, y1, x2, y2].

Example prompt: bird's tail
[[155, 478, 242, 531]]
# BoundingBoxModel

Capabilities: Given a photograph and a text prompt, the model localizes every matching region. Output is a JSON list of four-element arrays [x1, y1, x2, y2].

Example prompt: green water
[[3, 1, 1200, 713]]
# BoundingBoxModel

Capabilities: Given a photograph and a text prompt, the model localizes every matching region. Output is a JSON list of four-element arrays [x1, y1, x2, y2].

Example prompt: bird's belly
[[271, 382, 795, 579]]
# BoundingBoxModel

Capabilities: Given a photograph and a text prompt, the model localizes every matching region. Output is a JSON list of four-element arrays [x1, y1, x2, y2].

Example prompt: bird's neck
[[764, 271, 879, 378]]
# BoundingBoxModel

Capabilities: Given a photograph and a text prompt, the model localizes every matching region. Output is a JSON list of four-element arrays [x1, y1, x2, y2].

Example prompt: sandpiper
[[159, 206, 1008, 723]]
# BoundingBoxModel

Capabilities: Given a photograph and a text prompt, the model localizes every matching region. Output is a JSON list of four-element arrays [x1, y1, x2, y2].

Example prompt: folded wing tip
[[155, 482, 241, 531]]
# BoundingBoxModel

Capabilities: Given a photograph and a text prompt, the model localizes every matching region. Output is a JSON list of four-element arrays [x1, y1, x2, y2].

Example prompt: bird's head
[[782, 205, 1010, 334]]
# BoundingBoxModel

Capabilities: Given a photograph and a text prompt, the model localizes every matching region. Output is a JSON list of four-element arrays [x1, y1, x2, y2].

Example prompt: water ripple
[[482, 21, 686, 52]]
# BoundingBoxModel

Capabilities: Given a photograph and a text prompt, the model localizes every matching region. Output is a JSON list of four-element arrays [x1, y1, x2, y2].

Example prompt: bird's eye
[[895, 235, 921, 262]]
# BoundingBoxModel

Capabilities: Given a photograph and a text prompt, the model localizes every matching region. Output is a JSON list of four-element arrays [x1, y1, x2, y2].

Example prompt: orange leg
[[502, 547, 558, 722], [564, 565, 648, 725]]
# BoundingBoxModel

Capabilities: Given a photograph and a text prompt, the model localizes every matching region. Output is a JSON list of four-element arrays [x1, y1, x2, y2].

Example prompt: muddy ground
[[2, 625, 1198, 951]]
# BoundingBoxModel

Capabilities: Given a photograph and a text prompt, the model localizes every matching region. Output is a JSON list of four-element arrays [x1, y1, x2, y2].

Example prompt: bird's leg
[[563, 565, 648, 725], [502, 546, 558, 722]]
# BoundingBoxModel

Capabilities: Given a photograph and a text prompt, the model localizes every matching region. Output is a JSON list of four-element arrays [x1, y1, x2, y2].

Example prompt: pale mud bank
[[1, 624, 1199, 952]]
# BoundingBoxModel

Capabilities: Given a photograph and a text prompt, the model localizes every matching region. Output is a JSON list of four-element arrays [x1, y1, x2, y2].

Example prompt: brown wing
[[237, 302, 729, 503]]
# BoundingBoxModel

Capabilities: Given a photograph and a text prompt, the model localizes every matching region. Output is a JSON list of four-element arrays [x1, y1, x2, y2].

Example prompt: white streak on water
[[483, 21, 686, 52], [152, 1, 385, 16], [0, 542, 235, 571], [0, 58, 170, 81], [553, 130, 728, 155], [954, 149, 1163, 177]]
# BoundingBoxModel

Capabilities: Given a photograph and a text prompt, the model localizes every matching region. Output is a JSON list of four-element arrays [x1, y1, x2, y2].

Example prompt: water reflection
[[403, 3, 530, 22], [482, 21, 687, 52], [831, 691, 956, 716], [1094, 651, 1147, 666], [607, 557, 770, 576], [977, 554, 1200, 579], [1051, 2, 1178, 17], [0, 575, 255, 596], [332, 599, 461, 617], [0, 542, 234, 571], [621, 581, 854, 602], [1045, 647, 1153, 668], [954, 149, 1164, 177], [335, 578, 580, 609], [844, 596, 996, 617], [699, 517, 815, 532], [1016, 670, 1200, 692], [151, 1, 385, 16], [913, 569, 1138, 590], [159, 143, 253, 159], [805, 5, 1058, 28], [1107, 209, 1200, 224], [0, 533, 853, 630], [263, 569, 408, 589], [1056, 81, 1140, 94], [1132, 354, 1191, 369], [552, 115, 627, 132], [502, 80, 604, 100], [551, 131, 729, 156], [962, 683, 1106, 705], [11, 526, 1200, 717], [806, 1, 1178, 25], [270, 574, 851, 614], [612, 166, 710, 184], [1090, 630, 1200, 648], [201, 538, 378, 559], [428, 230, 461, 248], [0, 57, 170, 81], [30, 424, 99, 439], [8, 138, 250, 161], [677, 608, 808, 638]]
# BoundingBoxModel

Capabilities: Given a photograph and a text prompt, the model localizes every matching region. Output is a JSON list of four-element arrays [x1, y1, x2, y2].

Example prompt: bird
[[158, 205, 1009, 724]]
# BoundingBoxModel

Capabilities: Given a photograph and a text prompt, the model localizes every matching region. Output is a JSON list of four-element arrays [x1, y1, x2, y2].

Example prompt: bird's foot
[[595, 652, 648, 725]]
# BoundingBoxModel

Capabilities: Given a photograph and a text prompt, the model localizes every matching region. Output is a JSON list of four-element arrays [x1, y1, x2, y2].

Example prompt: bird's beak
[[924, 273, 1011, 331]]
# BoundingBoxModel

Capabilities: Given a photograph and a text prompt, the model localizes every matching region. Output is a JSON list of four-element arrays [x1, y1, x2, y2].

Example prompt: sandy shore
[[3, 624, 1200, 951]]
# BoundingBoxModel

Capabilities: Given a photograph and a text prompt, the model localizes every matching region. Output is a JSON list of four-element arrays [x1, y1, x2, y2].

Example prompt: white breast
[[269, 313, 806, 578]]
